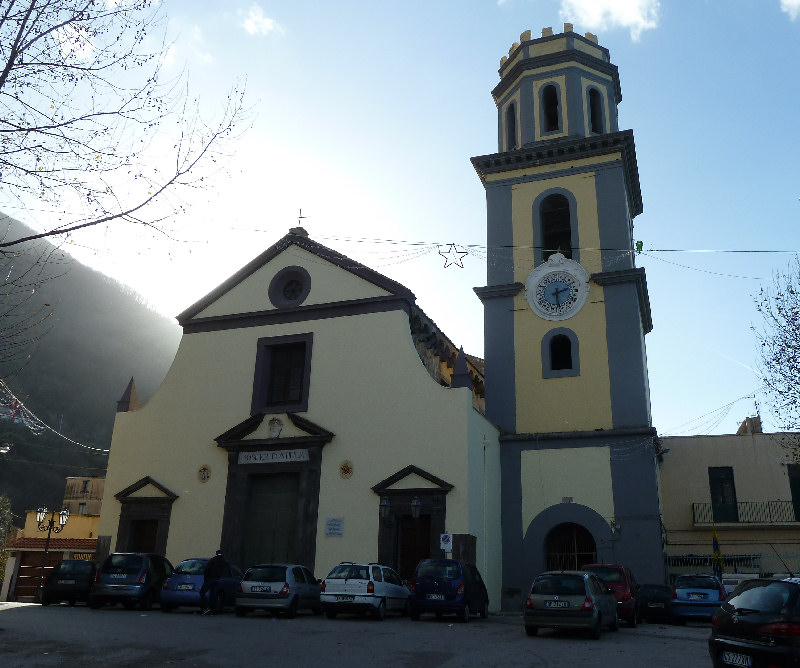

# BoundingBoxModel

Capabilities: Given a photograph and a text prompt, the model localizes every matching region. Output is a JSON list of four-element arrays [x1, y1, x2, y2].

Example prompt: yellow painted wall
[[520, 447, 614, 533], [508, 174, 613, 433], [21, 511, 99, 540]]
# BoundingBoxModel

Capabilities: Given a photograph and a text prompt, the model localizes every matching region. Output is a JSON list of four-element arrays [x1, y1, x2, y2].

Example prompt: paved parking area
[[0, 602, 713, 667]]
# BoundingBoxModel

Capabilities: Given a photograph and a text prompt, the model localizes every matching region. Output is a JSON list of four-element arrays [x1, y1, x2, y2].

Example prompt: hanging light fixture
[[411, 496, 421, 520], [379, 497, 390, 519]]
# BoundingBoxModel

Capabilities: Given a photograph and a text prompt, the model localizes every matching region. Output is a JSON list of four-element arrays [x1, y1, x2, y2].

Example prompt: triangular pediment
[[372, 465, 454, 494], [114, 476, 178, 501], [215, 412, 334, 450]]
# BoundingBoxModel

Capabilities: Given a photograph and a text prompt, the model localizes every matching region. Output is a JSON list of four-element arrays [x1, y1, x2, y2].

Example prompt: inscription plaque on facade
[[325, 517, 344, 537], [238, 449, 310, 465]]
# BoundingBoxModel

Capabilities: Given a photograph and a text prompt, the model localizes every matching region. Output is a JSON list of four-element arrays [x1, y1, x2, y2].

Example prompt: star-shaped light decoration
[[438, 243, 469, 268]]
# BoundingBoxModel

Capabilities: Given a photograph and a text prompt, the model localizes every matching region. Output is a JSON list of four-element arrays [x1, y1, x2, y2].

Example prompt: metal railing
[[692, 501, 798, 524]]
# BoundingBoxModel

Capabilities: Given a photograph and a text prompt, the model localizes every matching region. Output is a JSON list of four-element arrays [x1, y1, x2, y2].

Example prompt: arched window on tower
[[506, 103, 517, 150], [589, 89, 603, 134], [542, 328, 580, 378], [540, 194, 572, 260], [543, 84, 560, 132]]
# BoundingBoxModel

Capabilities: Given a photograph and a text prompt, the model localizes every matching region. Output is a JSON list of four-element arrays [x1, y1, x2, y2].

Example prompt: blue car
[[160, 558, 243, 613], [671, 574, 727, 623]]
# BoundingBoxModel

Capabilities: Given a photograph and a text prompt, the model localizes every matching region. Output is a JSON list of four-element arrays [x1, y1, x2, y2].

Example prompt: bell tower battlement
[[493, 24, 622, 152]]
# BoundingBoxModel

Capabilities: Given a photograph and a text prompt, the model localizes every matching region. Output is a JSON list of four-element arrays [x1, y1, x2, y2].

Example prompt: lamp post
[[35, 507, 69, 603]]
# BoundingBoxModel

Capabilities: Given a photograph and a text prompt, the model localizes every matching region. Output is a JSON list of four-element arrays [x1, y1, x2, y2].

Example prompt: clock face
[[525, 255, 589, 320]]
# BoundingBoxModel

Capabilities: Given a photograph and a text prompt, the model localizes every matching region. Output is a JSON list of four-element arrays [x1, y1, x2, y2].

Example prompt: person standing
[[200, 550, 226, 615]]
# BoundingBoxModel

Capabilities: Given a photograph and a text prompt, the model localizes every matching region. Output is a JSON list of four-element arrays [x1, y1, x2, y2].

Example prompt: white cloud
[[782, 0, 800, 20], [559, 0, 660, 41], [241, 4, 283, 36]]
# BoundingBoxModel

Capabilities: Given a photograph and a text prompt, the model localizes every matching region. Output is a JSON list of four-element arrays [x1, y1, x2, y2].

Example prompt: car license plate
[[57, 579, 76, 585], [647, 602, 664, 608], [335, 595, 354, 602], [426, 594, 445, 600], [251, 585, 271, 593], [177, 583, 194, 590], [689, 593, 706, 600], [110, 574, 126, 579], [721, 651, 752, 667], [545, 601, 569, 608]]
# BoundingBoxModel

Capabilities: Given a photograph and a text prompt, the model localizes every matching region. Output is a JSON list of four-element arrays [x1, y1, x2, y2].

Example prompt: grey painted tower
[[472, 25, 665, 610]]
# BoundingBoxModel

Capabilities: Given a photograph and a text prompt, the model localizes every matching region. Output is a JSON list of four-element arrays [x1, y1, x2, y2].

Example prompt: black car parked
[[89, 553, 173, 610], [42, 559, 97, 606], [636, 583, 673, 623], [709, 577, 800, 667], [408, 559, 489, 622]]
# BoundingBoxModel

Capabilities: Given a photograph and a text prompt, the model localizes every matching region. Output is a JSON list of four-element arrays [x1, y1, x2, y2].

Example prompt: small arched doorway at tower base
[[545, 522, 597, 571]]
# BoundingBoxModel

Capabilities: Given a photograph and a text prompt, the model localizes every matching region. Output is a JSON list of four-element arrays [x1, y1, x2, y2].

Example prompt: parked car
[[320, 562, 409, 620], [41, 559, 97, 606], [671, 573, 726, 623], [524, 570, 618, 639], [89, 553, 173, 610], [235, 563, 321, 617], [160, 557, 243, 613], [635, 583, 673, 623], [709, 578, 800, 667], [408, 559, 489, 622], [721, 573, 759, 595], [581, 563, 639, 626]]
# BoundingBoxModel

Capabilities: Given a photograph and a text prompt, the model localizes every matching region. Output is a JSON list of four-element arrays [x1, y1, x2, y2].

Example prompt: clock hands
[[552, 285, 569, 306]]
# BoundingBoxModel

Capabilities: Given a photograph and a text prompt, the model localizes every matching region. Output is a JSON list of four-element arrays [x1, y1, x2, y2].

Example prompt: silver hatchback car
[[524, 570, 619, 638], [235, 563, 321, 617]]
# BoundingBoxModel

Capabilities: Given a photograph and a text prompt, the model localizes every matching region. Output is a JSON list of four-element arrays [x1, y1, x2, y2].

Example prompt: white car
[[320, 562, 410, 620]]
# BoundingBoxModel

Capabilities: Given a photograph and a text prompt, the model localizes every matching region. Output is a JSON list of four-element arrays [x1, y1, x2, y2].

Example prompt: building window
[[78, 502, 87, 515], [506, 103, 517, 150], [268, 266, 311, 309], [81, 480, 90, 493], [252, 333, 313, 414], [540, 194, 572, 260], [588, 88, 603, 134], [709, 467, 738, 523], [789, 465, 800, 521], [542, 84, 560, 132], [542, 328, 580, 378]]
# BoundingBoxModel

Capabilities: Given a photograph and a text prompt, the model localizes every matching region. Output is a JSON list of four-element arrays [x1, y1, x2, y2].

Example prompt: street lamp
[[411, 497, 421, 520], [35, 507, 69, 602]]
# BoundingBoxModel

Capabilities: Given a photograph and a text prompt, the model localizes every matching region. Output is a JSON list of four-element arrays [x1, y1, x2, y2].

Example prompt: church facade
[[97, 25, 665, 612]]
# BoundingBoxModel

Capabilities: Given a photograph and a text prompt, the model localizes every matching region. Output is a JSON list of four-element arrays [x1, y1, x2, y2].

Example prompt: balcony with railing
[[692, 501, 798, 526]]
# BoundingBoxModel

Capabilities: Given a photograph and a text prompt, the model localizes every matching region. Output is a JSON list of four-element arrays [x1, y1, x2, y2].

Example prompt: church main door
[[545, 522, 597, 570], [242, 473, 300, 566]]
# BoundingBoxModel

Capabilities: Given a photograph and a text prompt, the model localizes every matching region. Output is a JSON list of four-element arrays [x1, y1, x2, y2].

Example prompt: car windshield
[[326, 564, 370, 580], [415, 561, 459, 579], [533, 574, 586, 596], [56, 561, 94, 576], [727, 582, 797, 613], [174, 559, 207, 575], [101, 554, 143, 575], [246, 566, 287, 583], [584, 567, 622, 583], [676, 576, 720, 590]]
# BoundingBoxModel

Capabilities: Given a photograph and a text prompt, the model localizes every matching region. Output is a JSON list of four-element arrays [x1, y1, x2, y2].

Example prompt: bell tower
[[473, 25, 664, 610]]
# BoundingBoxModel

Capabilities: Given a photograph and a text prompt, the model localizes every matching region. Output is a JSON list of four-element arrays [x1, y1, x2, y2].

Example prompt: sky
[[10, 0, 800, 437]]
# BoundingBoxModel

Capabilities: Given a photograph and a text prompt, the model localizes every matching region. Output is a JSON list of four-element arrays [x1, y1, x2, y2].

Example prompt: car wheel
[[374, 599, 386, 621], [590, 614, 602, 640], [41, 596, 50, 607], [459, 603, 470, 623], [609, 610, 619, 631], [286, 597, 299, 619], [401, 600, 409, 617], [138, 591, 153, 611], [235, 606, 247, 617], [525, 625, 539, 637], [479, 598, 488, 619]]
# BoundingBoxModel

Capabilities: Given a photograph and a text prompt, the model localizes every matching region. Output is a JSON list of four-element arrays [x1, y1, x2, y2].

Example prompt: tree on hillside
[[754, 256, 800, 431], [0, 494, 12, 587], [0, 0, 246, 250]]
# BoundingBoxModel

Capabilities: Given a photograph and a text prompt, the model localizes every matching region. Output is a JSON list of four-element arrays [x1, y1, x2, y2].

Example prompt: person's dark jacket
[[204, 554, 226, 580]]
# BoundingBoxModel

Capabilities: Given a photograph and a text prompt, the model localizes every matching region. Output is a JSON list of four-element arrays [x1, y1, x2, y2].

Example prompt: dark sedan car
[[42, 559, 97, 606], [709, 578, 800, 668], [636, 583, 673, 623], [160, 557, 243, 613], [408, 559, 488, 622]]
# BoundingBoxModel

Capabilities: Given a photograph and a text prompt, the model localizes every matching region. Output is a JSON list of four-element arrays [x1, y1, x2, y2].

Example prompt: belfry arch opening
[[545, 522, 597, 571], [540, 193, 572, 260]]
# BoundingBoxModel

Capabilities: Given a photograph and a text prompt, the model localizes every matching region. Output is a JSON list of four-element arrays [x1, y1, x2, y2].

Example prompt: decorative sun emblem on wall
[[339, 460, 354, 479], [198, 465, 210, 483]]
